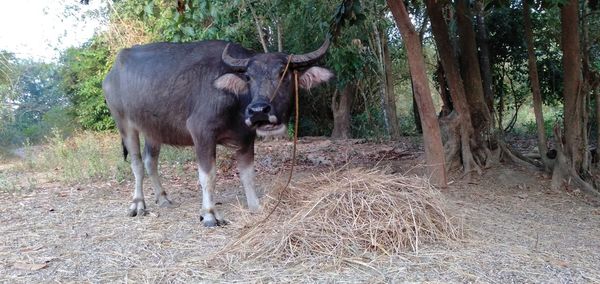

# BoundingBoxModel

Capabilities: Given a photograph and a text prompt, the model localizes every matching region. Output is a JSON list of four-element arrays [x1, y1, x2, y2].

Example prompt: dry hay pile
[[222, 168, 460, 263]]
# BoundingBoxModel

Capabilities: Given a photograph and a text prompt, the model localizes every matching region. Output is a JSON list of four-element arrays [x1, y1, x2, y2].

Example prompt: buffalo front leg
[[196, 145, 225, 227], [143, 140, 175, 208], [236, 145, 260, 211]]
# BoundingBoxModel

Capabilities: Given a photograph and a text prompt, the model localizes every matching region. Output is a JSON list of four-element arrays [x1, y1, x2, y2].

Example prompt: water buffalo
[[103, 38, 333, 227]]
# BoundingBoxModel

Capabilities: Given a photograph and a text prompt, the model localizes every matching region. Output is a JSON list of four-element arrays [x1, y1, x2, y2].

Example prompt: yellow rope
[[270, 55, 293, 102], [262, 70, 299, 222]]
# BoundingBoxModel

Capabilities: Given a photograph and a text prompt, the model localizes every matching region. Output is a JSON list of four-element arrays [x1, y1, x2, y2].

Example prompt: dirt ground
[[1, 137, 600, 283]]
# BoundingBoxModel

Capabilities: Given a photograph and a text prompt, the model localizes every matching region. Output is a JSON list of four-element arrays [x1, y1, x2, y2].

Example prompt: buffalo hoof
[[200, 209, 227, 227], [128, 207, 147, 217], [128, 200, 146, 217], [156, 196, 177, 208]]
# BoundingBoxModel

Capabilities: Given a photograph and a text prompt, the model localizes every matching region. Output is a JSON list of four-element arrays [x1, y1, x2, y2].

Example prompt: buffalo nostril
[[249, 103, 272, 116]]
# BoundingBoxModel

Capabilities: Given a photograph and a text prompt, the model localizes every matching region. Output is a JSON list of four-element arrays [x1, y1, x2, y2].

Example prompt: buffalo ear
[[298, 67, 334, 89], [214, 73, 248, 95]]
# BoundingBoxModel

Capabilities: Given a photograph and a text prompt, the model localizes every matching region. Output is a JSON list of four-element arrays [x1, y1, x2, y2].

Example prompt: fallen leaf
[[20, 245, 44, 253], [13, 262, 48, 271]]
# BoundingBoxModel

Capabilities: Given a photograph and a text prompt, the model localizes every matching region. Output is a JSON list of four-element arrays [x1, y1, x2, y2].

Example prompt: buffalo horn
[[290, 37, 331, 66], [222, 43, 250, 71]]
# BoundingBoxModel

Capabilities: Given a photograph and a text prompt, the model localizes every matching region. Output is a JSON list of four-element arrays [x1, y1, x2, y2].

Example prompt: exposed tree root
[[498, 139, 540, 171], [550, 125, 600, 198], [439, 111, 483, 178], [439, 113, 600, 200]]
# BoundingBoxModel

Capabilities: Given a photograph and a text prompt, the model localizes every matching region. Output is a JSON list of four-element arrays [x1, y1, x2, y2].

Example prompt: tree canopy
[[2, 0, 600, 193]]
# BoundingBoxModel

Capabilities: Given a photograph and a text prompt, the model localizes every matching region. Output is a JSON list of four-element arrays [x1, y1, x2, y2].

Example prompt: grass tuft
[[27, 130, 128, 184]]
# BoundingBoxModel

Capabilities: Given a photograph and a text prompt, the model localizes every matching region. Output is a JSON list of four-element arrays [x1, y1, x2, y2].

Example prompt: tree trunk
[[552, 0, 595, 195], [561, 0, 585, 173], [372, 23, 391, 137], [276, 19, 283, 52], [411, 77, 423, 134], [581, 0, 592, 171], [249, 4, 268, 53], [387, 0, 448, 187], [455, 0, 492, 134], [523, 0, 550, 169], [331, 84, 354, 139], [596, 87, 600, 167], [425, 0, 482, 175], [383, 33, 401, 139], [497, 86, 505, 131], [474, 0, 494, 116], [435, 62, 452, 117]]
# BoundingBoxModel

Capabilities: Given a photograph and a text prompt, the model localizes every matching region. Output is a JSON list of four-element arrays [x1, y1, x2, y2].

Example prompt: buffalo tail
[[122, 139, 128, 161]]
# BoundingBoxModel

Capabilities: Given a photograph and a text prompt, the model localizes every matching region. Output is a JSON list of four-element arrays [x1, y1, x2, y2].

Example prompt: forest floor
[[1, 137, 600, 283]]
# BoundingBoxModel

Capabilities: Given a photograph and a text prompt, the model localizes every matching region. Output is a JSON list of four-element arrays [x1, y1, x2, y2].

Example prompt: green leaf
[[144, 2, 154, 17], [181, 26, 195, 37]]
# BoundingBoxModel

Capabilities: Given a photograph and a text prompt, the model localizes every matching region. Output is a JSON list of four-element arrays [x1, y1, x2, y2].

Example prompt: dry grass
[[103, 2, 153, 56], [104, 17, 152, 53], [3, 138, 600, 282], [25, 131, 128, 184], [221, 168, 460, 264]]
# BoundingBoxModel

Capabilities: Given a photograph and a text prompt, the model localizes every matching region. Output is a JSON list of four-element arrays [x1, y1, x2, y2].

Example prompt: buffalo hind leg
[[123, 129, 146, 217], [143, 140, 175, 208], [236, 143, 260, 211]]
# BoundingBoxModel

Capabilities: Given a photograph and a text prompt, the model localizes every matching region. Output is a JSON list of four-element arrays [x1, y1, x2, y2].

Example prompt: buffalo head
[[213, 38, 334, 136]]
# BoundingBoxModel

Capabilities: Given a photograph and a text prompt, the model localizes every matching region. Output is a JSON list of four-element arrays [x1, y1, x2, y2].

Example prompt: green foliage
[[351, 107, 385, 138], [327, 45, 371, 88], [0, 59, 73, 146], [507, 105, 561, 139], [60, 37, 114, 131], [486, 3, 565, 131], [0, 51, 17, 105]]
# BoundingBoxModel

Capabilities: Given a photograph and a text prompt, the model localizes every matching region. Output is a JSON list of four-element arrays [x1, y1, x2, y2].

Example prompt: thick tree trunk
[[523, 0, 550, 169], [552, 0, 597, 195], [425, 0, 482, 175], [474, 0, 494, 115], [455, 0, 492, 134], [387, 0, 448, 187], [561, 0, 585, 173], [331, 84, 354, 139]]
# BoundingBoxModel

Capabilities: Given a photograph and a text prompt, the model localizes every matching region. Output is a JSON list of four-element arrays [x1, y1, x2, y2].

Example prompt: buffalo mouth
[[256, 123, 287, 137]]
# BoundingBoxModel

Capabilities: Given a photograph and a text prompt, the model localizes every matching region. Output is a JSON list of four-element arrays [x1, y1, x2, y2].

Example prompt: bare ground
[[1, 137, 600, 283]]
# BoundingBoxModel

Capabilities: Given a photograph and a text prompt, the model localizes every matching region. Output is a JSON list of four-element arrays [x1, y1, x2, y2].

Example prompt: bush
[[351, 107, 385, 139], [30, 130, 127, 183]]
